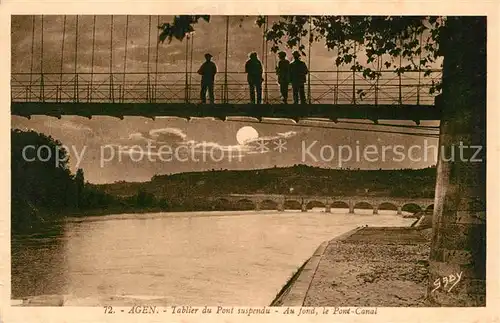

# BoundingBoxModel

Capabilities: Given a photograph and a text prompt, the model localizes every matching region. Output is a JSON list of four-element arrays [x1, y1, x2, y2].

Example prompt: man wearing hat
[[276, 51, 291, 104], [197, 53, 218, 104], [290, 51, 308, 104], [244, 52, 264, 104]]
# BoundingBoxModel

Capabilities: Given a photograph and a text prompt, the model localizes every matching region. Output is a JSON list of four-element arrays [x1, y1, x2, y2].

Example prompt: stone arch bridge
[[209, 194, 434, 215]]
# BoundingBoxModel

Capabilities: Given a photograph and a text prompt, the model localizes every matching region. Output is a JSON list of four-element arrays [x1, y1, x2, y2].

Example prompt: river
[[11, 209, 415, 305]]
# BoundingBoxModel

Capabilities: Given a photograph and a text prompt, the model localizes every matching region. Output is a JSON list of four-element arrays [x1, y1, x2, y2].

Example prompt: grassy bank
[[11, 204, 173, 235], [269, 259, 310, 306]]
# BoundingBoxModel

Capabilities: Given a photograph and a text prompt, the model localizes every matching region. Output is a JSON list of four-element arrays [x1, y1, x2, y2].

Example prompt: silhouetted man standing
[[198, 53, 217, 104], [290, 51, 308, 104], [245, 52, 263, 104], [276, 51, 290, 104]]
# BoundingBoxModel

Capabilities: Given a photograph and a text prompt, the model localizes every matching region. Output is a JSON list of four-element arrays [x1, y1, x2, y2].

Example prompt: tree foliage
[[158, 15, 210, 43], [11, 129, 74, 209], [11, 129, 119, 232], [261, 16, 443, 78]]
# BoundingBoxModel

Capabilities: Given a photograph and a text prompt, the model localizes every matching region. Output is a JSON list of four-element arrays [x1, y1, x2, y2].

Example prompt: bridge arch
[[378, 202, 398, 211], [375, 202, 398, 215], [259, 199, 279, 210], [425, 204, 434, 212], [331, 201, 349, 208], [402, 203, 422, 214], [284, 200, 301, 210], [213, 198, 232, 210], [235, 199, 256, 210], [329, 201, 350, 213], [354, 201, 374, 210], [306, 200, 326, 210]]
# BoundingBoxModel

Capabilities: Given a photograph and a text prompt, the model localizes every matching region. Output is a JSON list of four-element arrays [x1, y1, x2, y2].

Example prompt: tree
[[158, 15, 486, 306], [135, 188, 155, 208], [158, 15, 210, 43], [11, 129, 75, 231], [75, 168, 85, 209]]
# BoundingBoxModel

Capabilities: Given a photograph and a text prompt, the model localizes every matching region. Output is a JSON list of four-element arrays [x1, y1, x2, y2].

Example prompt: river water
[[11, 209, 414, 305]]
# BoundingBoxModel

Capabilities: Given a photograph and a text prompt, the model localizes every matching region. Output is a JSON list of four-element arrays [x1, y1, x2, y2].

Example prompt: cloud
[[115, 141, 246, 162], [246, 130, 297, 143], [43, 119, 93, 133], [187, 140, 249, 153], [122, 127, 298, 161], [277, 131, 297, 138], [128, 127, 187, 144], [128, 131, 154, 143], [244, 130, 298, 152], [150, 127, 187, 138]]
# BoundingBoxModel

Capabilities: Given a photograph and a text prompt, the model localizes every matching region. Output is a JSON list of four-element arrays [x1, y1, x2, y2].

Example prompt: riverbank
[[13, 206, 302, 231], [273, 225, 432, 307]]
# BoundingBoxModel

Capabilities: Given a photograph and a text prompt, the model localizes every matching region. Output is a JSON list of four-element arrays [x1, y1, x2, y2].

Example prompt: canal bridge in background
[[209, 194, 434, 215]]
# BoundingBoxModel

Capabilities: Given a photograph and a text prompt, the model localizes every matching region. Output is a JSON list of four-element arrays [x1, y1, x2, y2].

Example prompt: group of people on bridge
[[197, 51, 309, 105]]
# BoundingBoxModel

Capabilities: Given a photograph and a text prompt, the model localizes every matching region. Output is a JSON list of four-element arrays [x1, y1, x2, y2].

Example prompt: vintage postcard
[[1, 1, 498, 322]]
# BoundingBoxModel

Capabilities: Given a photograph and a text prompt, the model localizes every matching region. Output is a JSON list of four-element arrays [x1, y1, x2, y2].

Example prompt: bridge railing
[[11, 70, 442, 105]]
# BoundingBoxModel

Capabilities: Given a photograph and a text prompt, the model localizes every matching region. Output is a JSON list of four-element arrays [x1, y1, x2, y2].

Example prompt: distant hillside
[[94, 165, 437, 203]]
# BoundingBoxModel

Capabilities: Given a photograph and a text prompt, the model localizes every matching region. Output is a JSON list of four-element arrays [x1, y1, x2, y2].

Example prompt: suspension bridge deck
[[11, 102, 440, 122], [11, 15, 443, 123], [10, 69, 443, 122]]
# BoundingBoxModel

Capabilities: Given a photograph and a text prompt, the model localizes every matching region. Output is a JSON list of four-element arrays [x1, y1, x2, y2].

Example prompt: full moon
[[236, 126, 259, 145]]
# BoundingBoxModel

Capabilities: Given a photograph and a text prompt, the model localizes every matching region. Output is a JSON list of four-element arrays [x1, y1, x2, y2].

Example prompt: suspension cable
[[40, 15, 44, 73], [334, 46, 339, 104], [122, 15, 129, 103], [185, 33, 189, 103], [29, 15, 35, 81], [307, 16, 312, 104], [261, 16, 265, 66], [155, 15, 160, 103], [225, 119, 439, 138], [28, 15, 36, 101], [398, 39, 403, 105], [109, 15, 114, 102], [352, 41, 356, 105], [40, 15, 44, 101], [417, 33, 423, 105], [74, 15, 78, 73], [264, 16, 269, 104], [224, 16, 229, 103], [189, 32, 194, 102], [375, 54, 382, 105], [90, 15, 96, 102], [147, 15, 152, 102], [337, 120, 439, 130], [59, 15, 66, 98], [74, 15, 79, 102], [109, 15, 113, 71]]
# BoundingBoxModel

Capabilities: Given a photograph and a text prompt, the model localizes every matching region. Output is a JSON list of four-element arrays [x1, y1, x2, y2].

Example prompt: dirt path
[[302, 227, 432, 307]]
